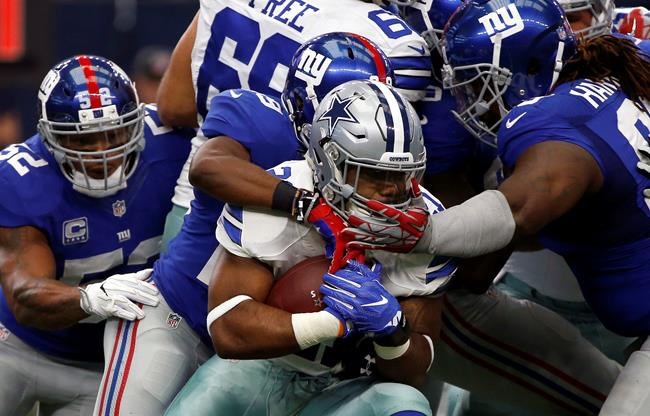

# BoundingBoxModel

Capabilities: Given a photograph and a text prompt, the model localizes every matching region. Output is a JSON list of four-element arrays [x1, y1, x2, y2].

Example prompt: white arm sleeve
[[421, 190, 516, 258]]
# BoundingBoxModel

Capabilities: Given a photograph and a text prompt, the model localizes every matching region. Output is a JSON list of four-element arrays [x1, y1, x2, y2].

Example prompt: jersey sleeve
[[201, 89, 301, 169], [0, 141, 63, 228], [216, 203, 253, 258], [497, 96, 605, 172]]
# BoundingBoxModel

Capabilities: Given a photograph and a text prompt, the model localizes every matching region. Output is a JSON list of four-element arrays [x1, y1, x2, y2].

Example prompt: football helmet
[[282, 32, 394, 149], [442, 0, 576, 147], [309, 79, 425, 221], [37, 55, 145, 197], [400, 0, 462, 57], [558, 0, 614, 39]]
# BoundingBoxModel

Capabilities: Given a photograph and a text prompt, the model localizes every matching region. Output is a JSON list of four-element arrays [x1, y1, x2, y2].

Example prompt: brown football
[[266, 256, 331, 313]]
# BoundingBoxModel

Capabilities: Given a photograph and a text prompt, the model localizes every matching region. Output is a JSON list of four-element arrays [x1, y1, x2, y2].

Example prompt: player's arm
[[156, 12, 198, 128], [189, 136, 280, 209], [0, 226, 86, 329], [419, 141, 603, 258], [0, 225, 159, 330], [499, 140, 603, 237], [208, 248, 345, 359], [374, 296, 441, 387]]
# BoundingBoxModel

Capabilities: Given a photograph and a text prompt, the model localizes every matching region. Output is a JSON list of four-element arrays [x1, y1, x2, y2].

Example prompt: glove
[[292, 188, 319, 223], [308, 199, 365, 272], [637, 141, 650, 198], [320, 261, 403, 338], [79, 269, 159, 321], [344, 180, 429, 253]]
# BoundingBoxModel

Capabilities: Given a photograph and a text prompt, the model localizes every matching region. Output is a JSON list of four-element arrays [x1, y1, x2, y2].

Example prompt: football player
[[154, 0, 433, 248], [0, 56, 193, 415], [438, 0, 650, 414], [166, 79, 445, 416], [92, 33, 404, 416]]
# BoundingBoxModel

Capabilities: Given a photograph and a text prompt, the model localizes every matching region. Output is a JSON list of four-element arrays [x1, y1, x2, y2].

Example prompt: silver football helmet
[[558, 0, 614, 39], [309, 79, 426, 221]]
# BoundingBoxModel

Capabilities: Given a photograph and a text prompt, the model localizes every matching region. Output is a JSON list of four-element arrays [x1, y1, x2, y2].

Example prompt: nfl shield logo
[[166, 312, 182, 329], [112, 200, 126, 217]]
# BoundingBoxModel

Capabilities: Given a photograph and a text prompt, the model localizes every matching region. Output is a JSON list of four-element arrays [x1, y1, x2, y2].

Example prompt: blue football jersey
[[417, 83, 477, 176], [153, 89, 302, 347], [0, 106, 193, 361], [498, 79, 650, 336]]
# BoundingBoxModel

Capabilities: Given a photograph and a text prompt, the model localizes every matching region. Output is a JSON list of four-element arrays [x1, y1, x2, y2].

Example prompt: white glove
[[79, 269, 159, 321]]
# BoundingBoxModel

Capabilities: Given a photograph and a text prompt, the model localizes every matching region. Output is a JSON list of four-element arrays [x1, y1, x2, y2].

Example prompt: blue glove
[[320, 260, 403, 338]]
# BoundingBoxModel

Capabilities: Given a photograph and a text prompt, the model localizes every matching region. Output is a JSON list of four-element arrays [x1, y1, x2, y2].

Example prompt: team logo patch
[[62, 217, 88, 245], [0, 324, 10, 341], [166, 312, 182, 329], [112, 200, 126, 217]]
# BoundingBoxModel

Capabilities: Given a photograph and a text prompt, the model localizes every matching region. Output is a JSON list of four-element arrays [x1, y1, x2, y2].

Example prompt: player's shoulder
[[207, 89, 285, 121], [140, 105, 193, 163], [0, 136, 65, 221], [217, 160, 314, 257]]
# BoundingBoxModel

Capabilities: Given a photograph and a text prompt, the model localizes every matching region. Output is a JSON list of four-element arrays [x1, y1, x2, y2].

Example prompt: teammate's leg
[[161, 204, 189, 253], [0, 325, 39, 415], [93, 295, 210, 416], [433, 287, 621, 415], [599, 336, 650, 416]]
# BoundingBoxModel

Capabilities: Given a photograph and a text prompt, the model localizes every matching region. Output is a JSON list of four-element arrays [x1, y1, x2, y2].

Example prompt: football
[[266, 256, 331, 313]]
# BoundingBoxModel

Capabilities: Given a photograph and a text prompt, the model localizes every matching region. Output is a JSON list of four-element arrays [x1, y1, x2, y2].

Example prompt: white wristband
[[291, 311, 342, 350], [206, 295, 253, 334], [373, 338, 411, 360], [422, 334, 435, 372]]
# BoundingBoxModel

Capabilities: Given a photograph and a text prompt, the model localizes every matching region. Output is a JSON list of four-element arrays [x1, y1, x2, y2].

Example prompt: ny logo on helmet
[[295, 49, 332, 86], [478, 4, 524, 43]]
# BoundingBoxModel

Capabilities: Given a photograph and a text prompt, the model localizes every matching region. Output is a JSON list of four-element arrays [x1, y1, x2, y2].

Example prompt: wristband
[[271, 181, 298, 214], [206, 295, 253, 334], [374, 338, 411, 360], [291, 310, 342, 350]]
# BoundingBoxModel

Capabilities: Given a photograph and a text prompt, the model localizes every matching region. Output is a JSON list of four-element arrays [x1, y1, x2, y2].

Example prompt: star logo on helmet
[[317, 93, 359, 136]]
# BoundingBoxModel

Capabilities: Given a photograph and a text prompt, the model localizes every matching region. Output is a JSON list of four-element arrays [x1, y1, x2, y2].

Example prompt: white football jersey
[[172, 0, 432, 208], [215, 160, 456, 375]]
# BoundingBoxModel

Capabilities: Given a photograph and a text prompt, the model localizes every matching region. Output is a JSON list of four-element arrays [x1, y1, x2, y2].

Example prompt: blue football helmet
[[282, 32, 394, 149], [37, 55, 145, 197], [442, 0, 576, 147], [558, 0, 614, 39], [400, 0, 462, 57]]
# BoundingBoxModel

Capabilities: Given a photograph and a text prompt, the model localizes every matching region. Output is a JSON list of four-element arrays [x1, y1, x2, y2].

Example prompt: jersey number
[[196, 7, 301, 118], [0, 144, 48, 176]]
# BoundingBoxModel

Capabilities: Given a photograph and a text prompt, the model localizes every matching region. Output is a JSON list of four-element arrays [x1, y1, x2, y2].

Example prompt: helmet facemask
[[39, 103, 145, 197], [442, 61, 511, 147], [559, 0, 614, 39]]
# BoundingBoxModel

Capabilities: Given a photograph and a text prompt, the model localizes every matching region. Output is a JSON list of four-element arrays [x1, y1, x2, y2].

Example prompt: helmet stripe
[[77, 55, 102, 108], [367, 82, 396, 153], [370, 81, 410, 153], [350, 33, 388, 83]]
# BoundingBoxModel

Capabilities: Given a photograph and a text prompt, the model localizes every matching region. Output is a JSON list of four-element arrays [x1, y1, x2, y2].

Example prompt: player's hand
[[320, 261, 403, 338], [79, 269, 159, 321], [292, 188, 319, 223], [636, 140, 650, 198], [307, 198, 364, 272]]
